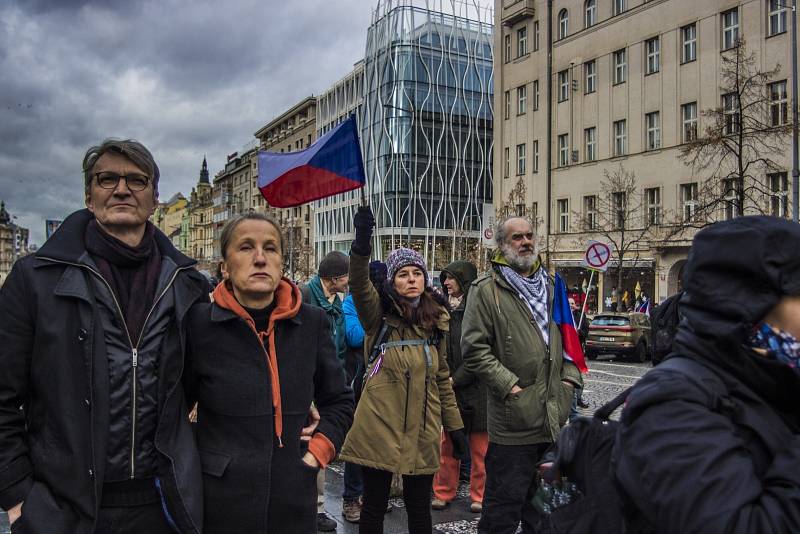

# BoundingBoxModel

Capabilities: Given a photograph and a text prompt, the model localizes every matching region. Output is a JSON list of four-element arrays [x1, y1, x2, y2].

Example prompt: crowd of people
[[0, 138, 797, 534]]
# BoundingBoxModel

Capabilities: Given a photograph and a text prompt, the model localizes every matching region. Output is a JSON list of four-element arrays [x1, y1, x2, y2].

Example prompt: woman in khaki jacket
[[340, 206, 466, 534]]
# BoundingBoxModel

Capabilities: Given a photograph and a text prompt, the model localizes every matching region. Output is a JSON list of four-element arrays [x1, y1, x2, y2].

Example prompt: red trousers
[[432, 430, 489, 503]]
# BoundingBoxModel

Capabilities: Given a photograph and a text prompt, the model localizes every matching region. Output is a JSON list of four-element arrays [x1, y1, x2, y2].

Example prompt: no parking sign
[[580, 240, 611, 272]]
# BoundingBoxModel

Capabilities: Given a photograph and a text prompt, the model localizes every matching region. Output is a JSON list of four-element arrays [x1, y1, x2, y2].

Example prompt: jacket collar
[[36, 209, 196, 269]]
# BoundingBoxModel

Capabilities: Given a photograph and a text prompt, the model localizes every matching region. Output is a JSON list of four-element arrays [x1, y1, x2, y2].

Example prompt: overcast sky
[[0, 0, 373, 245]]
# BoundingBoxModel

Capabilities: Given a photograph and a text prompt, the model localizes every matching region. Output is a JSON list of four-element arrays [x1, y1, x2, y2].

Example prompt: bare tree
[[574, 165, 659, 291], [678, 38, 791, 226], [496, 177, 547, 254]]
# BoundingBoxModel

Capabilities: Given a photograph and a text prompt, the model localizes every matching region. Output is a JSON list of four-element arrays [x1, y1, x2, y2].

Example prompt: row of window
[[554, 1, 787, 43], [554, 173, 789, 233], [504, 80, 788, 172]]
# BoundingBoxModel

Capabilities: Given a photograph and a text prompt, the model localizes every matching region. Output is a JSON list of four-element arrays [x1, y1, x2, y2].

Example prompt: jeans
[[360, 466, 433, 534], [343, 461, 364, 501], [478, 442, 550, 534]]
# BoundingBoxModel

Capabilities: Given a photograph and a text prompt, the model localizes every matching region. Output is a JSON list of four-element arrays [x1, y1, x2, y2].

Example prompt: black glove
[[351, 205, 375, 256], [449, 429, 469, 461]]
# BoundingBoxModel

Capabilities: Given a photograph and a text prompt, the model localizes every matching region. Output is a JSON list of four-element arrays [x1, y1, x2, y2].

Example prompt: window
[[769, 172, 789, 217], [682, 102, 698, 142], [534, 21, 540, 51], [558, 9, 569, 39], [504, 34, 512, 62], [613, 49, 627, 84], [558, 70, 570, 102], [613, 0, 626, 16], [533, 79, 540, 110], [645, 187, 661, 225], [517, 26, 528, 57], [722, 92, 740, 135], [645, 37, 660, 74], [722, 178, 738, 220], [585, 0, 596, 28], [533, 140, 539, 173], [769, 0, 788, 36], [646, 111, 661, 150], [516, 143, 526, 175], [681, 182, 698, 222], [583, 195, 598, 230], [769, 80, 788, 126], [585, 127, 597, 162], [504, 90, 510, 119], [517, 85, 527, 115], [612, 192, 627, 229], [558, 134, 570, 166], [558, 199, 570, 232], [585, 60, 596, 93], [721, 8, 739, 50], [681, 23, 697, 62], [504, 147, 510, 177], [614, 119, 627, 156]]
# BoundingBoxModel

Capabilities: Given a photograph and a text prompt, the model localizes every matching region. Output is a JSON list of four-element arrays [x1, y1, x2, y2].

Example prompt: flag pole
[[578, 269, 594, 330]]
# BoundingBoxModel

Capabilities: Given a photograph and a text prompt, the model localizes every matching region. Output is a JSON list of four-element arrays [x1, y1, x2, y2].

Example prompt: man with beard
[[462, 217, 582, 534]]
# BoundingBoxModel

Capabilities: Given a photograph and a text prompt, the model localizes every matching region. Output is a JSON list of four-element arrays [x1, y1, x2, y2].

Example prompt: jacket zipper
[[403, 370, 411, 433], [39, 256, 188, 479]]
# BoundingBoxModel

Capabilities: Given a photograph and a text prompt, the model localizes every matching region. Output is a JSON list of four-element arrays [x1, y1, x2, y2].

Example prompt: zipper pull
[[132, 348, 138, 367]]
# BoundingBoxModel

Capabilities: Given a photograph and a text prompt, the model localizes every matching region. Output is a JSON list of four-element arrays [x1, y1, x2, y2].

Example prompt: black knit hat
[[318, 251, 350, 279]]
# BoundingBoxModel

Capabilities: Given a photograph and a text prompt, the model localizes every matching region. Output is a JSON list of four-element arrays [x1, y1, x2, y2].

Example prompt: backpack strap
[[594, 386, 633, 421], [366, 319, 394, 368]]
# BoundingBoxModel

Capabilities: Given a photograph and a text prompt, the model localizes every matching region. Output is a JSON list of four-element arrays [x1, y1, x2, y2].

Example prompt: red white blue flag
[[553, 273, 589, 374], [257, 115, 365, 208]]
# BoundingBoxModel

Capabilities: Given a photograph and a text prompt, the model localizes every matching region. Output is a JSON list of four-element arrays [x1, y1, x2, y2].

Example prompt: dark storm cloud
[[0, 0, 371, 244]]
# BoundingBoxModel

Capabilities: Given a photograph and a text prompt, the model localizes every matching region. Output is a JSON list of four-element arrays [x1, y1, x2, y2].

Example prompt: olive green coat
[[462, 261, 583, 446], [339, 252, 463, 475]]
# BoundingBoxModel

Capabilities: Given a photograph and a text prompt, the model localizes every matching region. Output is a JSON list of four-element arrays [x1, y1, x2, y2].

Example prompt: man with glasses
[[300, 250, 350, 532], [0, 139, 209, 533]]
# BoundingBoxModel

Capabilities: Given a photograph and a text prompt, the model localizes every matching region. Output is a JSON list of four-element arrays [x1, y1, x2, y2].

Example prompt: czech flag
[[553, 273, 589, 374], [258, 115, 365, 208], [635, 298, 651, 316]]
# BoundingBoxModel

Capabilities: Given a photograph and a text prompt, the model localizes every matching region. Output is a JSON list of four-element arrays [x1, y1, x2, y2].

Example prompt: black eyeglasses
[[94, 172, 151, 192]]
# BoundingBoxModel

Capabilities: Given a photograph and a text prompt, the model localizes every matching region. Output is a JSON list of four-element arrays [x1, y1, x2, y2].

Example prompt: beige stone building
[[211, 143, 260, 260], [254, 96, 318, 281], [495, 0, 796, 307], [0, 201, 30, 287], [154, 192, 188, 240], [189, 157, 215, 271]]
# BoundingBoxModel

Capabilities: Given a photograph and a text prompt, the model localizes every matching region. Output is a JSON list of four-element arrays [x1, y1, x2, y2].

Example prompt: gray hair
[[494, 216, 533, 247], [220, 212, 285, 259], [82, 138, 160, 198]]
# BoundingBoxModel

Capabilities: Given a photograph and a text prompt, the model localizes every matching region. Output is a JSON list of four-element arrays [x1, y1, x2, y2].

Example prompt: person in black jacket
[[185, 212, 354, 533], [613, 216, 800, 533], [0, 139, 209, 534]]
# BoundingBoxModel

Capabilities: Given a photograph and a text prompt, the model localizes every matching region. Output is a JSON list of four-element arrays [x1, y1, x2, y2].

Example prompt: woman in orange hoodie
[[184, 213, 354, 533]]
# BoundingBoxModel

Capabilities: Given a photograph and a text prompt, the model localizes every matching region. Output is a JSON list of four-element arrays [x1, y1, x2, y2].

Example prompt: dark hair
[[387, 284, 448, 332], [82, 139, 160, 198], [219, 212, 285, 259]]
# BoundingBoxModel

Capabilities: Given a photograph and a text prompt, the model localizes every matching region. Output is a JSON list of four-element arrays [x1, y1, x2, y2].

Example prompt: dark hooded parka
[[440, 261, 487, 433], [613, 216, 800, 534]]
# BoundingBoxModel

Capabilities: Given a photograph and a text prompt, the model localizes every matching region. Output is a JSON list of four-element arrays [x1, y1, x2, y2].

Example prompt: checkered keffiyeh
[[499, 265, 550, 344]]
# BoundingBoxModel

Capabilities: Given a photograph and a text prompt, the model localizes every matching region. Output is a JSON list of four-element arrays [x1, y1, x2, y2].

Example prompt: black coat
[[0, 210, 208, 534], [185, 299, 354, 533], [613, 217, 800, 534]]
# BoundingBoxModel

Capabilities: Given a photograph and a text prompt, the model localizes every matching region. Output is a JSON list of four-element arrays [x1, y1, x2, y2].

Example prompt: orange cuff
[[308, 433, 336, 469]]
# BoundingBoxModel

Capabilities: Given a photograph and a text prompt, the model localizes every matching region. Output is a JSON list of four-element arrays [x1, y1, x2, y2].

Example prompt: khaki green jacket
[[462, 262, 583, 445], [340, 252, 463, 475]]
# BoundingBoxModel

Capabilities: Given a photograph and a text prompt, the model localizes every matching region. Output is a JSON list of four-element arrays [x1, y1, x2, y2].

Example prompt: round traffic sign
[[585, 242, 611, 269]]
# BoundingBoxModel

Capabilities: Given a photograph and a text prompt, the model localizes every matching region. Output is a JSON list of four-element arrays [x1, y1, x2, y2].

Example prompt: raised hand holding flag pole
[[257, 115, 365, 208]]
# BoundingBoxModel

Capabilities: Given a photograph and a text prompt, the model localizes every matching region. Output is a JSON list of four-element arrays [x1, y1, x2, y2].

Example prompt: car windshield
[[591, 316, 630, 327]]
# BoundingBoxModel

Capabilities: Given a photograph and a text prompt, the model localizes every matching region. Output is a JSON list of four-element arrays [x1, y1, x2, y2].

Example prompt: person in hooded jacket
[[184, 212, 354, 533], [431, 260, 489, 514], [340, 206, 467, 534], [613, 216, 800, 534]]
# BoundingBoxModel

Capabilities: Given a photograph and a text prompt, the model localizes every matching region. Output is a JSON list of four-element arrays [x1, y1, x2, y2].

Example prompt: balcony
[[502, 0, 535, 26]]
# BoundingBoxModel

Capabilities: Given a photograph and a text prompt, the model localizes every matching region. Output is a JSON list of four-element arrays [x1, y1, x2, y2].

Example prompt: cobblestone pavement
[[0, 358, 650, 534]]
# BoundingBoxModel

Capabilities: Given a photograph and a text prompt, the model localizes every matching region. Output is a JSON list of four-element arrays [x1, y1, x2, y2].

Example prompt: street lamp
[[382, 101, 416, 247]]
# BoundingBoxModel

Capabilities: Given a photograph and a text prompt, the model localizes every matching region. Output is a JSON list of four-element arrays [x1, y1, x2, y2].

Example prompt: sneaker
[[431, 498, 449, 510], [385, 501, 392, 514], [317, 512, 337, 531], [577, 395, 590, 408], [342, 499, 361, 523], [469, 501, 483, 513]]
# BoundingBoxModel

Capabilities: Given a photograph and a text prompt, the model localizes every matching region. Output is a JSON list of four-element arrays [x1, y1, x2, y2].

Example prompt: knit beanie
[[385, 248, 428, 285], [318, 251, 350, 278]]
